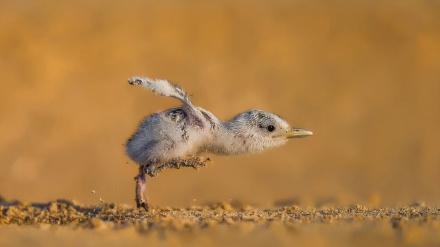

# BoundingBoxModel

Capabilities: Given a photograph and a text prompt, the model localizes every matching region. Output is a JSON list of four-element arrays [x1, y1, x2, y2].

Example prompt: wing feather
[[128, 76, 191, 105]]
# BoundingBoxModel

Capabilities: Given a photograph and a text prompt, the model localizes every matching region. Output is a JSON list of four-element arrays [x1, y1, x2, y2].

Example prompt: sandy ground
[[1, 0, 440, 246], [1, 199, 439, 247]]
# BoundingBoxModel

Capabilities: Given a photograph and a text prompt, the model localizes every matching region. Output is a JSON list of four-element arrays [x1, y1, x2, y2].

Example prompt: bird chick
[[126, 76, 312, 210]]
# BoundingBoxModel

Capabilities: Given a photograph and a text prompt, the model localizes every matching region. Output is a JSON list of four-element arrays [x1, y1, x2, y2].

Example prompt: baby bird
[[126, 76, 312, 210]]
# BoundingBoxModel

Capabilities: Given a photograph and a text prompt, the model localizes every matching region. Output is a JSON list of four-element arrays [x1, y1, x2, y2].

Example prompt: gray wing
[[128, 76, 191, 105], [128, 76, 206, 126]]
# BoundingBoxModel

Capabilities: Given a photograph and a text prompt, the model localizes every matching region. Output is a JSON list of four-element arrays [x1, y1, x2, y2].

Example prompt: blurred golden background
[[1, 0, 439, 208]]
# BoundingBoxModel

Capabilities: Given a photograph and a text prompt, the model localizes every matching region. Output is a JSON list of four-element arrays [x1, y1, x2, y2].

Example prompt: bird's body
[[126, 106, 213, 163], [126, 76, 312, 210], [126, 107, 294, 163]]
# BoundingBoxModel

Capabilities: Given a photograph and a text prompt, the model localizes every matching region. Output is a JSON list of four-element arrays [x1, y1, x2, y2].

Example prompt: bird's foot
[[180, 156, 211, 170], [134, 165, 149, 211], [145, 156, 211, 177]]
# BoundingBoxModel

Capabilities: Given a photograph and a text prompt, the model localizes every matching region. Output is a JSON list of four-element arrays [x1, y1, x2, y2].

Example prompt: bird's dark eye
[[267, 125, 275, 132]]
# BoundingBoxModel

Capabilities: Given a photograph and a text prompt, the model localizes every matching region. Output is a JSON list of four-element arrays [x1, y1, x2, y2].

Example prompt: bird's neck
[[204, 120, 266, 156]]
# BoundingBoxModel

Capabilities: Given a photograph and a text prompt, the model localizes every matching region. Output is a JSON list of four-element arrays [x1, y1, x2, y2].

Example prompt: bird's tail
[[128, 76, 191, 105]]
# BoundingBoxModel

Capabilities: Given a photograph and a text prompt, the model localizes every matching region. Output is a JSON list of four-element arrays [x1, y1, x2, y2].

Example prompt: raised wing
[[128, 76, 191, 105]]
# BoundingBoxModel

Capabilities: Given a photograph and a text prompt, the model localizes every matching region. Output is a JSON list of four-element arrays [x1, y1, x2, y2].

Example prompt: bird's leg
[[134, 164, 149, 210], [146, 164, 167, 177], [145, 156, 211, 177], [175, 156, 211, 170]]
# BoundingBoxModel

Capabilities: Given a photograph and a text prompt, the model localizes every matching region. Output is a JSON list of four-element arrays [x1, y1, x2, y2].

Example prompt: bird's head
[[227, 109, 313, 153]]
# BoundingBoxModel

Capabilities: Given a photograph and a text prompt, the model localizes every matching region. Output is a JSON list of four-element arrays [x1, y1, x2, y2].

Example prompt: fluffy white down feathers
[[126, 76, 312, 164]]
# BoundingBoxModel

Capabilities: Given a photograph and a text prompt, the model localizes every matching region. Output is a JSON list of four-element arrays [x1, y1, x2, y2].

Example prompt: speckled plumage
[[125, 76, 312, 210]]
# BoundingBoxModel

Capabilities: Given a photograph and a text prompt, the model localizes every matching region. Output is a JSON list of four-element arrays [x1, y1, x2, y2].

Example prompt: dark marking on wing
[[181, 122, 189, 142], [192, 116, 204, 128], [201, 110, 217, 130], [167, 108, 187, 123]]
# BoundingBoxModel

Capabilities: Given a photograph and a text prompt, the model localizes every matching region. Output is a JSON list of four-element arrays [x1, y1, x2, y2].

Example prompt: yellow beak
[[283, 127, 313, 139]]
